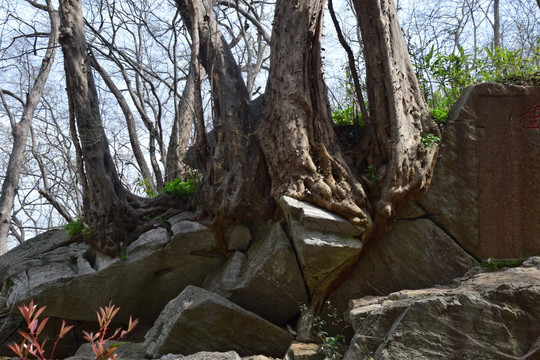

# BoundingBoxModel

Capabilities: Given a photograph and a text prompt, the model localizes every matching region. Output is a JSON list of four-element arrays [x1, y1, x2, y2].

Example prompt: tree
[[0, 0, 59, 255], [172, 0, 439, 334], [57, 0, 177, 255]]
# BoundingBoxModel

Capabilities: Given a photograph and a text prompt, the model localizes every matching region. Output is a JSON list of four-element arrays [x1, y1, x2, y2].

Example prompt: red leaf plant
[[9, 300, 138, 360]]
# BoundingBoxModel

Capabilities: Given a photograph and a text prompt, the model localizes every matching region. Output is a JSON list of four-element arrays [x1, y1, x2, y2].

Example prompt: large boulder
[[144, 285, 294, 358], [328, 211, 476, 318], [344, 260, 540, 359], [281, 196, 363, 294], [0, 213, 223, 324], [203, 222, 308, 324], [421, 83, 540, 259]]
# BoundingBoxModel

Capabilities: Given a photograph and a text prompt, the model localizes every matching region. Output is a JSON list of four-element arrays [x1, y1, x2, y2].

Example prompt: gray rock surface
[[144, 285, 293, 358], [203, 222, 307, 324], [225, 225, 252, 251], [0, 215, 223, 324], [281, 196, 363, 294], [344, 262, 540, 360], [421, 83, 540, 259], [329, 218, 476, 317], [160, 351, 242, 360]]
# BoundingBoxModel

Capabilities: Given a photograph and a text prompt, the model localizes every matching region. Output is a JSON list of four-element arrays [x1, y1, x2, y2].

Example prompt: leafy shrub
[[163, 178, 197, 198], [9, 301, 138, 360], [64, 218, 84, 237], [332, 106, 361, 126], [416, 44, 540, 123]]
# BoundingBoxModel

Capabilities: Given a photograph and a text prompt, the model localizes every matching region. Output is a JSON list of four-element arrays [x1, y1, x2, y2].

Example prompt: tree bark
[[257, 0, 371, 230], [352, 0, 439, 236], [164, 65, 197, 183], [58, 0, 141, 254], [88, 49, 156, 192], [177, 0, 272, 223], [0, 2, 59, 255], [493, 0, 500, 49]]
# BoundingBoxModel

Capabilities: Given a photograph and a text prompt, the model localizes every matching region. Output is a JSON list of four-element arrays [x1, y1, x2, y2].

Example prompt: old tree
[[54, 0, 438, 313]]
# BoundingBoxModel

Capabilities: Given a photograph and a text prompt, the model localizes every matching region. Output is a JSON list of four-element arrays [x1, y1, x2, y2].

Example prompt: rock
[[0, 216, 223, 325], [284, 341, 324, 360], [344, 264, 540, 359], [144, 285, 294, 358], [203, 222, 307, 324], [523, 256, 540, 267], [225, 225, 252, 251], [281, 196, 363, 294], [421, 83, 540, 259], [66, 342, 147, 360], [281, 196, 363, 237], [329, 219, 476, 316], [160, 351, 242, 360]]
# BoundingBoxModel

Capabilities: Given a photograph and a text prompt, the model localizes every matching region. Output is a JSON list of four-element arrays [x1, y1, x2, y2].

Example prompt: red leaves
[[9, 300, 137, 360]]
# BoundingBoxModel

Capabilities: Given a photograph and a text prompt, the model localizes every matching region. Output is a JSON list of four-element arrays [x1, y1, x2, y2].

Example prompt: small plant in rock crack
[[9, 300, 138, 360], [302, 302, 348, 360]]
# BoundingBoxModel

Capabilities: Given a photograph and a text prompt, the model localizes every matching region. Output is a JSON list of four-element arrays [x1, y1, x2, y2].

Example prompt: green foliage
[[331, 67, 365, 128], [415, 44, 540, 123], [64, 218, 84, 237], [81, 226, 94, 237], [421, 133, 441, 148], [480, 257, 526, 271], [332, 106, 362, 127], [135, 175, 158, 198], [118, 245, 128, 261], [163, 178, 197, 198], [302, 302, 349, 360], [365, 165, 379, 184], [9, 301, 138, 360]]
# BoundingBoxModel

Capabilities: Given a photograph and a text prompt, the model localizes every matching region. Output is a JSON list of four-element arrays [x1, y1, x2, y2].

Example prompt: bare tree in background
[[0, 0, 59, 254]]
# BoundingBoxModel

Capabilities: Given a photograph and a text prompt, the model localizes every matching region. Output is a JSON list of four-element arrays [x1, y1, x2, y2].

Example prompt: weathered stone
[[281, 196, 363, 237], [66, 342, 147, 360], [284, 342, 324, 360], [0, 217, 223, 325], [281, 196, 363, 294], [225, 225, 252, 251], [344, 263, 540, 359], [203, 222, 307, 324], [160, 351, 242, 360], [328, 218, 476, 324], [144, 286, 293, 358], [421, 83, 540, 259]]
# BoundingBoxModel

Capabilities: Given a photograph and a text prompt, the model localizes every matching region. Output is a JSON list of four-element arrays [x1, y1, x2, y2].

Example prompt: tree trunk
[[493, 0, 500, 49], [164, 66, 197, 183], [352, 0, 439, 237], [0, 2, 59, 255], [58, 0, 142, 254], [176, 0, 273, 223], [257, 0, 371, 230], [88, 50, 156, 192]]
